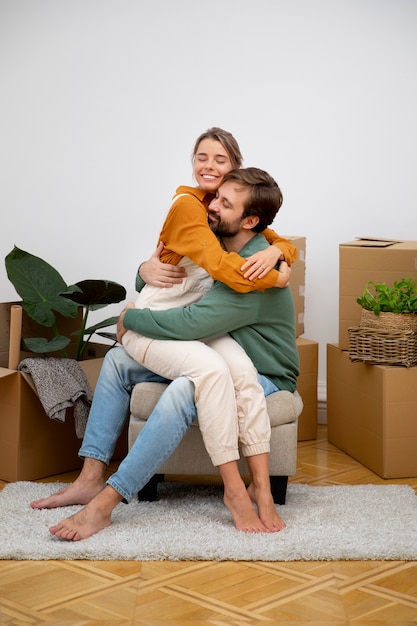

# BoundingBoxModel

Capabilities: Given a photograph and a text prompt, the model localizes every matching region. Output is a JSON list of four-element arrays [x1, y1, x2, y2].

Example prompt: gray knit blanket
[[18, 357, 93, 438]]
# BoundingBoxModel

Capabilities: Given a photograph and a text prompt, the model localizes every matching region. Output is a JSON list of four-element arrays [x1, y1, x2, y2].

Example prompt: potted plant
[[356, 277, 417, 333], [5, 246, 126, 360]]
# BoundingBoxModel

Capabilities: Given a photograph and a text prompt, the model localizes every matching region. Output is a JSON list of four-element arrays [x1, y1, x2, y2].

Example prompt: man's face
[[207, 180, 250, 237]]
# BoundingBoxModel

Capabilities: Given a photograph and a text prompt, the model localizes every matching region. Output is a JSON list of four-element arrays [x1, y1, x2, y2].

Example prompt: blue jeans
[[79, 346, 278, 502]]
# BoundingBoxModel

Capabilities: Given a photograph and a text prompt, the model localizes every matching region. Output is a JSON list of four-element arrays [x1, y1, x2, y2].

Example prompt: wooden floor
[[1, 425, 417, 625]]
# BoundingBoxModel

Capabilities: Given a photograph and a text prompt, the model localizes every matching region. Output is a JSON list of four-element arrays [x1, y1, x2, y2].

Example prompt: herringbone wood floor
[[1, 425, 417, 625]]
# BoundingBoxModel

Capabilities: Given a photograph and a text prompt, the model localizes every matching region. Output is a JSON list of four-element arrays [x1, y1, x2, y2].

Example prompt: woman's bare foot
[[49, 486, 122, 541], [31, 459, 106, 510], [247, 482, 286, 532], [223, 486, 270, 533]]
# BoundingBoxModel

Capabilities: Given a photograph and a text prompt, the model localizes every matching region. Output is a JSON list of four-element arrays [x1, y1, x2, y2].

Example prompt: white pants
[[123, 258, 270, 466], [123, 331, 271, 466]]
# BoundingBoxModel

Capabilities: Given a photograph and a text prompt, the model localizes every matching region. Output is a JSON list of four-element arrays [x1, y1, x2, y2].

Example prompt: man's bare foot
[[49, 486, 122, 541], [223, 487, 270, 533], [31, 479, 105, 510], [247, 482, 286, 532], [31, 459, 107, 510]]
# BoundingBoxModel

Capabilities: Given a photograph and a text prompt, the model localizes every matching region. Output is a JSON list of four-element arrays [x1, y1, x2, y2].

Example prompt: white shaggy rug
[[1, 482, 416, 561]]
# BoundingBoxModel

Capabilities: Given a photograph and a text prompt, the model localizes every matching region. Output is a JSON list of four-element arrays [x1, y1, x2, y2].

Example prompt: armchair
[[129, 382, 303, 504]]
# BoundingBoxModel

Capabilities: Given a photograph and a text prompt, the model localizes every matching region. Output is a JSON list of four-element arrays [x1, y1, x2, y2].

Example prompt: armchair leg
[[137, 473, 164, 502], [138, 474, 289, 504], [270, 475, 288, 505]]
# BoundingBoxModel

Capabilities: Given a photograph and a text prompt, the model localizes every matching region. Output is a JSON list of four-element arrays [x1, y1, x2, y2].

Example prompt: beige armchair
[[129, 381, 303, 504]]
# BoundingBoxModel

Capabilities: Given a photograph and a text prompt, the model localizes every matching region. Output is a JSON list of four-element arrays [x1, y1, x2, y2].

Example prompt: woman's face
[[193, 138, 233, 192]]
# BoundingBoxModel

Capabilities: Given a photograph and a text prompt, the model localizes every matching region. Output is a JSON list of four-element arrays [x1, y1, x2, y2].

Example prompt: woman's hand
[[241, 246, 283, 280], [139, 242, 186, 287]]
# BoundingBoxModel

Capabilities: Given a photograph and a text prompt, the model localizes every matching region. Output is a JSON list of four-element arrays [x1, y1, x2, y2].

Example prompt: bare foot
[[223, 488, 270, 533], [31, 459, 107, 510], [49, 486, 122, 541], [31, 481, 104, 510], [247, 482, 286, 532]]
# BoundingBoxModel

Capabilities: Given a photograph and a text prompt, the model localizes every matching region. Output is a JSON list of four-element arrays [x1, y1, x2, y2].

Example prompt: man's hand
[[139, 242, 186, 287], [116, 302, 135, 344], [241, 246, 283, 280]]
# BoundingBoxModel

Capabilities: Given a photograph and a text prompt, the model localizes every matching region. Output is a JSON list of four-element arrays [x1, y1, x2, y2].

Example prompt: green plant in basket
[[356, 277, 417, 316], [5, 246, 126, 360]]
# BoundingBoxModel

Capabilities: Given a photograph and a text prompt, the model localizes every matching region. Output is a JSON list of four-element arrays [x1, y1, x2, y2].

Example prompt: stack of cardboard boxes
[[285, 236, 319, 442], [0, 235, 318, 481], [327, 239, 417, 478]]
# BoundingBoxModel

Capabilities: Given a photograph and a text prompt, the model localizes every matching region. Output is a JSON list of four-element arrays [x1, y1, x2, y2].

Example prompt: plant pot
[[360, 309, 417, 333]]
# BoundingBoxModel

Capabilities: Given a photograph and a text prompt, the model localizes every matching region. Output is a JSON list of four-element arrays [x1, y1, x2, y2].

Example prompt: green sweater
[[124, 234, 299, 391]]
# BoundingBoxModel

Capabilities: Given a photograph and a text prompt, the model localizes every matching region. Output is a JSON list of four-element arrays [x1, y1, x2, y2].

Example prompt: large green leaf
[[61, 280, 126, 308], [5, 246, 78, 327], [23, 336, 71, 353]]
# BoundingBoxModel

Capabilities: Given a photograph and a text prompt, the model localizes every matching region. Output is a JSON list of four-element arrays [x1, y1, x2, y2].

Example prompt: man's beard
[[208, 214, 241, 238]]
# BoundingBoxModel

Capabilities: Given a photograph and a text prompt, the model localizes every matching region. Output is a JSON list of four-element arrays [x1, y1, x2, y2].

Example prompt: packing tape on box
[[8, 304, 22, 370]]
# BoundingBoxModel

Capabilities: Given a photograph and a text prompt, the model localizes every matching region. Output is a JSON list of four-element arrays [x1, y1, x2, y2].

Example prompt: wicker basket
[[348, 326, 417, 367], [360, 309, 417, 333]]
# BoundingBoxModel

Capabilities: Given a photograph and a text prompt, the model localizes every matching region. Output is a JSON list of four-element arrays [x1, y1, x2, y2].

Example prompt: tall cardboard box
[[327, 343, 417, 478], [296, 337, 318, 440], [338, 239, 417, 350], [287, 236, 306, 338], [0, 302, 126, 482]]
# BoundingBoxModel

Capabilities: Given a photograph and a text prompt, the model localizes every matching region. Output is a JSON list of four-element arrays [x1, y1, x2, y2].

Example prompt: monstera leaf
[[5, 246, 126, 359]]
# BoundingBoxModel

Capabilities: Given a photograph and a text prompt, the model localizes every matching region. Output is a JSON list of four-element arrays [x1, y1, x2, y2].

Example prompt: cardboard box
[[287, 236, 306, 338], [327, 343, 417, 478], [338, 238, 417, 350], [0, 302, 126, 482], [296, 337, 318, 440], [0, 355, 105, 482]]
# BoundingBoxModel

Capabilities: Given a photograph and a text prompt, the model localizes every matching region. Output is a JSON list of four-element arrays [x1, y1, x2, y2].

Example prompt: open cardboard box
[[0, 302, 126, 482]]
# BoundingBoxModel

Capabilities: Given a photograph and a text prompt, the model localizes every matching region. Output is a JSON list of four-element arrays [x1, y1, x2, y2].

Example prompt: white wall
[[1, 0, 416, 399]]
